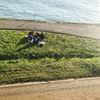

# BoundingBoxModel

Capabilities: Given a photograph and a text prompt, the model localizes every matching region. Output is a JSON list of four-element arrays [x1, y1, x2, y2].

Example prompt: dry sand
[[0, 77, 100, 100]]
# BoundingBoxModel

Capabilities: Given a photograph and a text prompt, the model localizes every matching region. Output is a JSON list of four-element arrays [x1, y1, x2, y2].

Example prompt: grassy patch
[[0, 30, 100, 84]]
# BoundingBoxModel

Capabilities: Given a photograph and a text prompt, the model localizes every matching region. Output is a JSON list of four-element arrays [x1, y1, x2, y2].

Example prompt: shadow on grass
[[28, 53, 94, 60], [16, 37, 41, 52], [17, 43, 34, 52], [0, 54, 18, 60], [0, 37, 95, 60], [17, 37, 28, 46], [0, 52, 94, 60]]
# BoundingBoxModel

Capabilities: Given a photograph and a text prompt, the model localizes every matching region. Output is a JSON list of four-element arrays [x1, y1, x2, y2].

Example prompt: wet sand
[[0, 18, 100, 39], [0, 77, 100, 100]]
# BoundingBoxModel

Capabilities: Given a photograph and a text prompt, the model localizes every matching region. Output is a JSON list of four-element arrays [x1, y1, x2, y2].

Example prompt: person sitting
[[25, 31, 34, 43], [38, 32, 45, 46], [38, 41, 45, 46], [39, 32, 45, 41], [33, 32, 40, 43], [25, 31, 45, 46]]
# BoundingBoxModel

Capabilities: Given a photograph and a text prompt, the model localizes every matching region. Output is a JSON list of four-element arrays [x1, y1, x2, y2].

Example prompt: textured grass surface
[[0, 30, 100, 84]]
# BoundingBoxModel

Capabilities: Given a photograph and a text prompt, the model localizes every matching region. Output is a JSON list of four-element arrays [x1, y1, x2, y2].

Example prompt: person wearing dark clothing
[[28, 31, 34, 35], [37, 32, 45, 46], [25, 31, 45, 46], [39, 32, 44, 40], [25, 31, 34, 43], [34, 32, 40, 43]]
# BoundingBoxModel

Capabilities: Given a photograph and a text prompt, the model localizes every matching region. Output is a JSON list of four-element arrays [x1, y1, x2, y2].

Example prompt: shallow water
[[0, 0, 100, 23]]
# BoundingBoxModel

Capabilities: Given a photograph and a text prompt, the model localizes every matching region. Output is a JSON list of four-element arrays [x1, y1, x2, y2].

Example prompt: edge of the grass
[[0, 77, 100, 88]]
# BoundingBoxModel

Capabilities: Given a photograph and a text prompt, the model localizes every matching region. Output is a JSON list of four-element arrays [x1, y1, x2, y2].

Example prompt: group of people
[[25, 31, 45, 46]]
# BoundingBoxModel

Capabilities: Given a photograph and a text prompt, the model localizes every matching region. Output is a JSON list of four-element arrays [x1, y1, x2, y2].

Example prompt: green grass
[[0, 30, 100, 84]]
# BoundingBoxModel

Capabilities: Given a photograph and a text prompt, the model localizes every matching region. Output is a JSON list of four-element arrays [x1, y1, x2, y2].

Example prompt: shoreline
[[0, 77, 100, 88], [0, 18, 100, 39], [0, 18, 100, 25]]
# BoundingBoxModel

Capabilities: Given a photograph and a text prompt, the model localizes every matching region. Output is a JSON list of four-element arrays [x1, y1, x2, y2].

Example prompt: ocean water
[[0, 0, 100, 23]]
